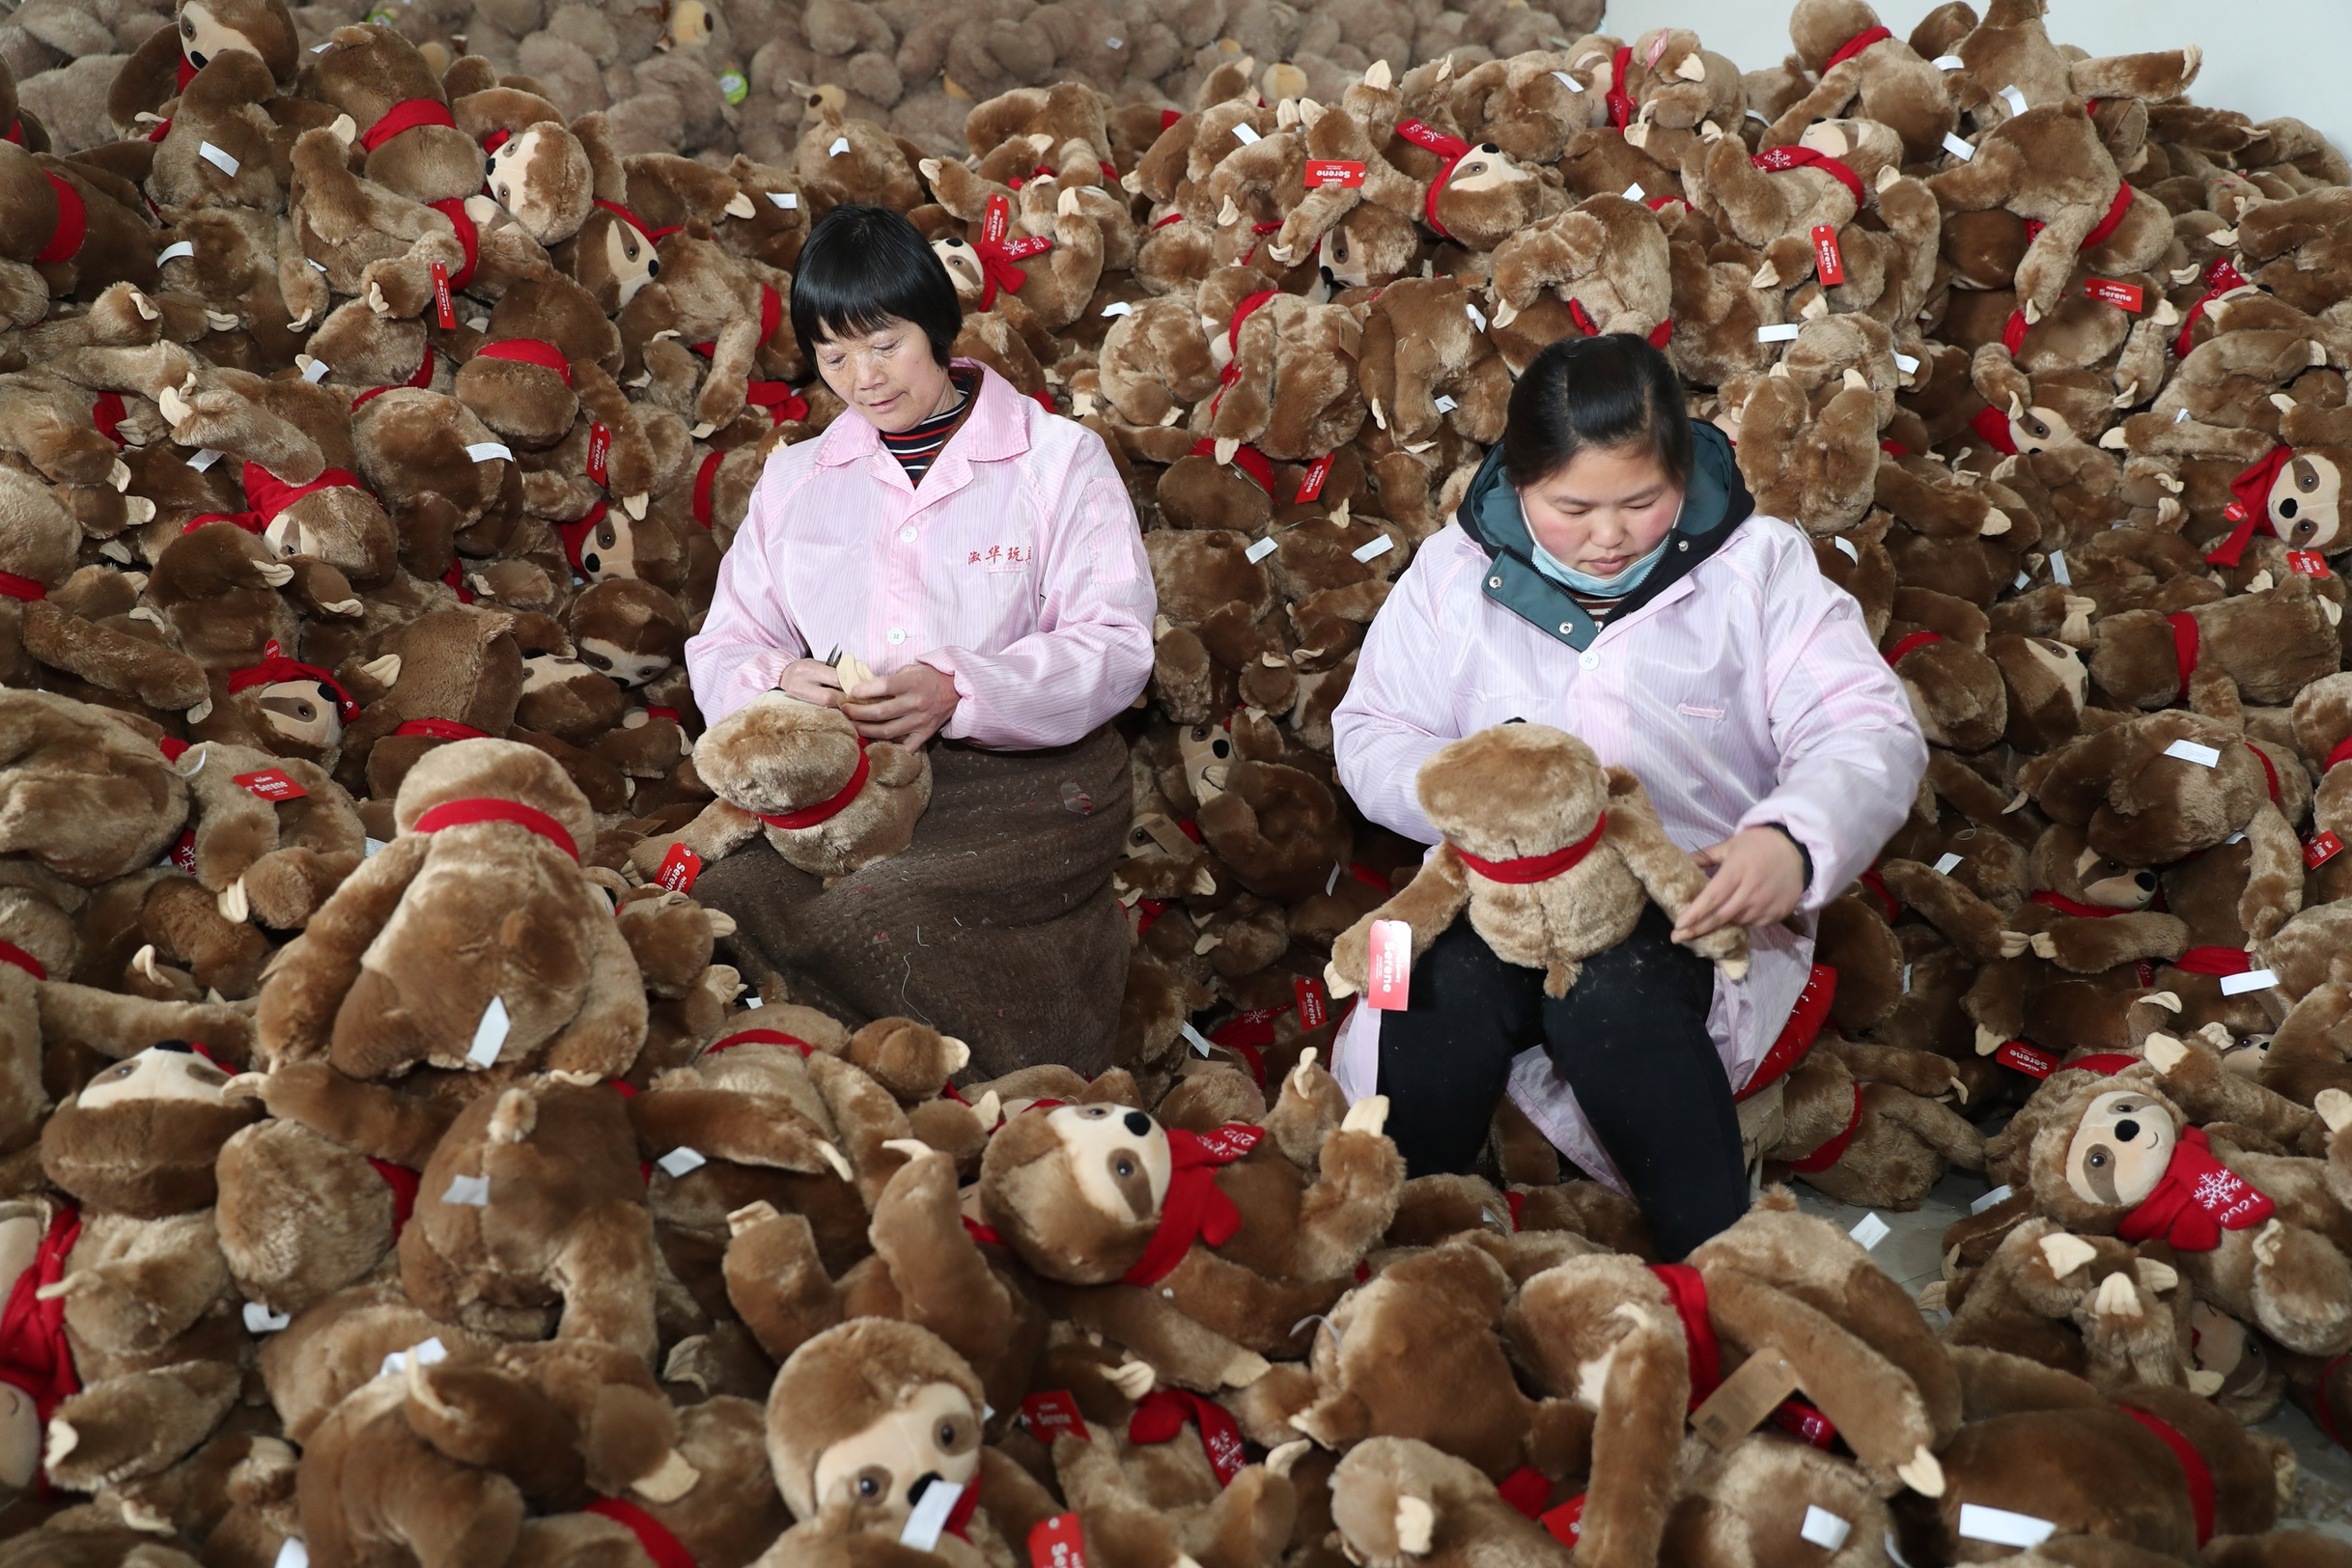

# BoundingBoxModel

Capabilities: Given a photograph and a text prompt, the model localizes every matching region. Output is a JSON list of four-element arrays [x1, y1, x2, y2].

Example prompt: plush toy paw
[[1394, 1495, 1436, 1554], [2316, 1089, 2352, 1134], [2187, 1368, 2226, 1396], [1341, 1096, 1389, 1137], [2038, 1233, 2098, 1279], [1106, 1358, 1155, 1399], [2092, 1272, 2142, 1319], [1895, 1445, 1944, 1497], [2030, 933, 2058, 959], [880, 1138, 931, 1160], [2145, 991, 2181, 1013], [1267, 1438, 1310, 1476], [2252, 1218, 2285, 1267], [818, 1141, 852, 1180], [2142, 1033, 2188, 1075], [1222, 1350, 1272, 1386], [2135, 1258, 2177, 1292]]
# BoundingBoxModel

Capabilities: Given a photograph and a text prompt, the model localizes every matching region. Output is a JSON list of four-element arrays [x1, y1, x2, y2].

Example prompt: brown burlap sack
[[695, 723, 1131, 1078]]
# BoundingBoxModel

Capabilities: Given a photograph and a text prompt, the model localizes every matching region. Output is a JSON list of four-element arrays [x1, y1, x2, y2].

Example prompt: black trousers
[[1374, 903, 1749, 1260]]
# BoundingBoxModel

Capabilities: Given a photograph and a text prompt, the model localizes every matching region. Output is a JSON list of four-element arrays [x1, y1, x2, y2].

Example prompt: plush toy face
[[2268, 453, 2342, 552], [486, 127, 583, 245], [2219, 1034, 2271, 1078], [810, 1380, 982, 1520], [1048, 1103, 1171, 1225], [2071, 846, 2156, 910], [1178, 721, 1234, 804], [575, 511, 637, 582], [576, 636, 668, 689], [78, 1045, 232, 1111], [603, 221, 659, 309], [254, 679, 344, 748], [2020, 635, 2087, 710], [933, 238, 986, 301], [2063, 1089, 2175, 1207], [179, 2, 264, 72], [667, 1, 715, 49]]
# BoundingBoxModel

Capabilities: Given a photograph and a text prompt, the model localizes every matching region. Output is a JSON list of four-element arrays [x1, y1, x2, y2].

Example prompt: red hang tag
[[1769, 1398, 1838, 1448], [1643, 31, 1670, 67], [2306, 830, 2343, 870], [984, 193, 1011, 246], [2084, 276, 2144, 312], [1994, 1039, 2058, 1078], [1295, 452, 1333, 503], [1810, 224, 1845, 287], [1540, 1496, 1586, 1547], [167, 828, 197, 874], [587, 421, 611, 487], [2224, 500, 2250, 524], [1020, 1391, 1085, 1442], [656, 842, 702, 893], [2288, 550, 2332, 579], [1294, 975, 1330, 1030], [235, 769, 308, 802], [1365, 919, 1412, 1011], [1029, 1513, 1089, 1568], [431, 261, 455, 329], [1303, 159, 1365, 187], [263, 637, 283, 659]]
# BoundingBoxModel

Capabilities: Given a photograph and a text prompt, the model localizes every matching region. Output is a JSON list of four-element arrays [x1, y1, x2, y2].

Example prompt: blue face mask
[[1526, 497, 1681, 597]]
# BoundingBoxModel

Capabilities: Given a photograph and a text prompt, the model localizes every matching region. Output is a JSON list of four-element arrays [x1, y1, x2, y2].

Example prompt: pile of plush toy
[[3, 0, 2352, 1560]]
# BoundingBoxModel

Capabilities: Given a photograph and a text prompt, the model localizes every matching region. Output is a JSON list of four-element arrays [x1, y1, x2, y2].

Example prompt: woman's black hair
[[1502, 332, 1693, 492], [789, 204, 961, 369]]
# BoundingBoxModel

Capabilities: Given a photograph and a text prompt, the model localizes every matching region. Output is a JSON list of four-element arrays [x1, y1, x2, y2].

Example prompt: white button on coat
[[899, 526, 918, 542], [887, 628, 908, 645], [1579, 650, 1599, 670]]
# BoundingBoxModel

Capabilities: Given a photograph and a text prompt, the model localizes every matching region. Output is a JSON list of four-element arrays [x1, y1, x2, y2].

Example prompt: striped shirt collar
[[816, 358, 1030, 470]]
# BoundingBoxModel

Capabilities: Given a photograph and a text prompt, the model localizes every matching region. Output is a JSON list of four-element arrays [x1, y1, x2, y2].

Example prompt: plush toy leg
[[549, 1199, 661, 1364], [721, 1202, 846, 1363], [45, 1360, 241, 1491]]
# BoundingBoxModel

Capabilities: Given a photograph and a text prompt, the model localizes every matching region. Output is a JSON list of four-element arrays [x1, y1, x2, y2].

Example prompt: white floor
[[1788, 1169, 2352, 1541]]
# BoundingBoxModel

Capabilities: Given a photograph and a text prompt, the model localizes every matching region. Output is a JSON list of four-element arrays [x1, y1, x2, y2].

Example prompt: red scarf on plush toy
[[1120, 1124, 1263, 1286], [0, 1206, 81, 1425], [2114, 1126, 2273, 1252]]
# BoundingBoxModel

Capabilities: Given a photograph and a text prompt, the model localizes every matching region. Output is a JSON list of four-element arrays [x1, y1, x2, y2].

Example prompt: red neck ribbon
[[242, 462, 364, 524], [690, 284, 784, 358], [2205, 446, 2293, 567], [2175, 256, 2248, 360], [1454, 813, 1608, 884], [1738, 962, 1837, 1101], [1648, 1263, 1721, 1406], [1785, 1081, 1864, 1173], [703, 1027, 816, 1058], [1129, 1388, 1246, 1486], [1393, 119, 1472, 238], [413, 798, 580, 861], [2114, 1126, 2273, 1252], [1885, 630, 1945, 665], [0, 939, 47, 980], [744, 380, 810, 426], [2084, 182, 2135, 250], [1187, 436, 1275, 496], [1822, 25, 1892, 70], [0, 572, 47, 602], [585, 1497, 699, 1568], [2326, 737, 2352, 774], [2170, 946, 2251, 977], [0, 1206, 82, 1424], [227, 657, 359, 723], [557, 501, 608, 574], [366, 1158, 420, 1236], [359, 98, 457, 154], [394, 718, 489, 742], [1858, 867, 1901, 921], [1969, 403, 2019, 456], [2030, 889, 2127, 919], [2115, 1405, 2214, 1546], [755, 742, 872, 831], [594, 199, 682, 247], [36, 172, 86, 265], [427, 197, 480, 288], [92, 393, 126, 446], [476, 337, 573, 384], [692, 450, 724, 527], [1750, 145, 1864, 207], [1121, 1124, 1264, 1286], [4, 120, 21, 145], [2166, 610, 2200, 703], [1606, 46, 1638, 130], [942, 1471, 982, 1540], [1566, 297, 1670, 346], [2246, 742, 2280, 804], [352, 346, 437, 407]]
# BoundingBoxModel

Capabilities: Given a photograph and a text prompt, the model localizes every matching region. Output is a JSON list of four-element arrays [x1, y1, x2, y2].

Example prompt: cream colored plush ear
[[1674, 52, 1706, 80], [1394, 1497, 1437, 1554], [2038, 1233, 2099, 1279], [2093, 1272, 2142, 1318]]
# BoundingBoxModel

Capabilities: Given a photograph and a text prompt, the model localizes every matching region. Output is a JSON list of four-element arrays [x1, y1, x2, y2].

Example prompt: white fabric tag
[[380, 1336, 448, 1378], [468, 995, 510, 1066], [2000, 85, 2029, 116], [1233, 123, 1261, 145], [187, 447, 224, 471], [1850, 1212, 1890, 1249], [1245, 536, 1278, 563], [308, 259, 326, 272], [657, 1146, 708, 1177], [1894, 352, 1919, 373], [1554, 70, 1583, 92], [464, 441, 512, 462], [1353, 533, 1394, 562], [363, 837, 387, 857], [1941, 132, 1974, 160], [243, 1302, 293, 1332], [1622, 182, 1646, 201], [1326, 862, 1343, 894], [1106, 36, 1122, 47], [444, 1174, 490, 1207], [1972, 1185, 2013, 1214], [2163, 739, 2222, 768], [1902, 963, 1913, 993], [1181, 1022, 1213, 1056], [1834, 537, 1859, 562], [742, 994, 764, 1008], [770, 190, 798, 209], [2050, 550, 2070, 585], [1756, 322, 1803, 342], [1464, 301, 1487, 331], [302, 359, 330, 383], [1433, 394, 1459, 413], [158, 240, 196, 263], [274, 1542, 311, 1568], [1801, 1508, 1852, 1551], [1960, 1505, 2056, 1548], [2220, 969, 2279, 996], [828, 137, 851, 155], [1933, 54, 1963, 69], [901, 1480, 963, 1550], [1932, 853, 1963, 875], [199, 141, 240, 176], [1101, 301, 1134, 317]]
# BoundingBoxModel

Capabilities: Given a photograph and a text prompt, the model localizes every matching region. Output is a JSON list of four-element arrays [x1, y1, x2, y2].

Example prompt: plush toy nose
[[907, 1471, 944, 1506], [2280, 497, 2299, 519], [2134, 872, 2155, 891], [188, 48, 209, 68], [486, 156, 497, 178], [1123, 1111, 1151, 1136], [646, 258, 660, 277], [1479, 142, 1500, 154], [2114, 1118, 2142, 1142]]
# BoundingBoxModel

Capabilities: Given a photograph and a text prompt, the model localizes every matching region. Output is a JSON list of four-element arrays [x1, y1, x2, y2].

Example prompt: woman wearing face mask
[[686, 204, 1155, 1076], [1330, 333, 1926, 1259]]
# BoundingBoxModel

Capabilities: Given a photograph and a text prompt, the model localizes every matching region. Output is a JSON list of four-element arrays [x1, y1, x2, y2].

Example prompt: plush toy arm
[[36, 984, 253, 1065], [1869, 1086, 1986, 1168], [690, 316, 763, 433], [258, 1058, 460, 1167], [1873, 858, 2016, 966], [282, 559, 361, 620], [1601, 771, 1747, 972], [1264, 1049, 1353, 1169], [546, 1196, 659, 1363], [867, 1146, 1022, 1360], [50, 1211, 232, 1356], [721, 1202, 846, 1362], [862, 741, 930, 790], [2141, 1029, 2317, 1151], [1816, 1037, 1966, 1102], [1039, 1281, 1274, 1392], [2030, 910, 2187, 973], [1290, 1128, 1407, 1280], [539, 910, 652, 1079], [1325, 846, 1470, 997], [627, 800, 766, 882], [255, 833, 433, 1063], [2239, 800, 2304, 944], [977, 1445, 1064, 1548], [1571, 1317, 1689, 1568], [1758, 66, 1863, 152], [42, 1361, 241, 1496], [182, 743, 284, 893], [628, 1087, 846, 1174], [275, 214, 330, 332], [572, 362, 656, 501], [17, 601, 208, 711]]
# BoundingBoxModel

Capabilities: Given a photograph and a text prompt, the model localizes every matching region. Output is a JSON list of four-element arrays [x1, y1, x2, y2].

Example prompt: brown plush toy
[[0, 688, 190, 885], [1326, 724, 1749, 1003], [172, 737, 365, 931], [631, 692, 932, 882], [2088, 574, 2342, 712], [256, 738, 646, 1084], [1760, 0, 1959, 163], [1327, 1436, 1574, 1568], [978, 1050, 1403, 1388]]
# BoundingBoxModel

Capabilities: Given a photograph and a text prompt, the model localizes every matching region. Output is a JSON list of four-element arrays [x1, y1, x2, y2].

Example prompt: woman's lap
[[697, 723, 1133, 1078]]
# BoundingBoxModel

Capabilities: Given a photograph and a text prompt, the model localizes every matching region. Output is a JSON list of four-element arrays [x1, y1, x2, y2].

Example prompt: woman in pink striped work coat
[[1330, 335, 1926, 1258]]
